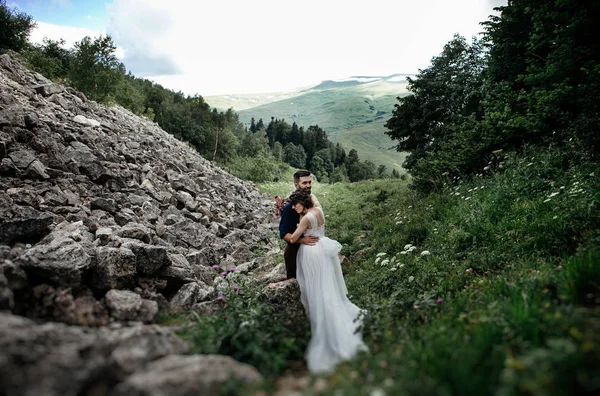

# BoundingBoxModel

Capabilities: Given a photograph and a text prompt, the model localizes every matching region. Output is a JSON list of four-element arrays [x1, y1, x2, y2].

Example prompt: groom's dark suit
[[279, 201, 300, 279]]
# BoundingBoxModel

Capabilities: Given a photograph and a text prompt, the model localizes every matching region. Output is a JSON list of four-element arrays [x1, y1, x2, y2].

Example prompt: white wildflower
[[376, 252, 387, 257], [370, 388, 386, 396], [543, 198, 551, 203], [399, 264, 405, 268], [390, 267, 397, 272], [408, 276, 415, 282], [400, 251, 408, 255], [553, 215, 558, 219], [408, 246, 417, 252], [380, 259, 389, 266], [375, 257, 382, 265], [421, 250, 431, 256], [396, 221, 403, 225], [403, 244, 413, 251], [548, 192, 560, 198], [465, 197, 471, 201]]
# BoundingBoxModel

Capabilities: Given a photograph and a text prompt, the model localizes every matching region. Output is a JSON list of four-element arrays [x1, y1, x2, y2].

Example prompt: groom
[[279, 169, 321, 279]]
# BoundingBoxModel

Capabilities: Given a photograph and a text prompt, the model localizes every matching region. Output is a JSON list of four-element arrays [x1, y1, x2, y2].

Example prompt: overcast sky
[[12, 0, 506, 96]]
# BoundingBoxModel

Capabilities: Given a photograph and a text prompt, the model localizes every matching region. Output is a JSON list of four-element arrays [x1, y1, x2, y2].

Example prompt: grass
[[248, 146, 600, 395]]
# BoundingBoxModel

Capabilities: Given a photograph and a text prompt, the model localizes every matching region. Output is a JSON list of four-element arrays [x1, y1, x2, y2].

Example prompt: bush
[[179, 274, 309, 377]]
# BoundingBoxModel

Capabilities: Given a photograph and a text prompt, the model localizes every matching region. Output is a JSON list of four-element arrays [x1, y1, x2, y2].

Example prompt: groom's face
[[295, 176, 312, 193]]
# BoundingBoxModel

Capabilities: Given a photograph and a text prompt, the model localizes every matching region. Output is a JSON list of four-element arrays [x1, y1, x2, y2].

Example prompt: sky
[[10, 0, 507, 96]]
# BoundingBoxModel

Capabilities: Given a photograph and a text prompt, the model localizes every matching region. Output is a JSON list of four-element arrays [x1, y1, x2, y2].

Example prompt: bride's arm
[[289, 216, 310, 244]]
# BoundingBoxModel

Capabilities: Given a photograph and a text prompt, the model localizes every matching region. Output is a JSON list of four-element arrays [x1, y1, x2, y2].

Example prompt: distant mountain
[[204, 74, 414, 173]]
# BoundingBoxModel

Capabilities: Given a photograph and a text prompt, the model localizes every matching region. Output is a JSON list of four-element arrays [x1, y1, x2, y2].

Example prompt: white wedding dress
[[296, 207, 369, 373]]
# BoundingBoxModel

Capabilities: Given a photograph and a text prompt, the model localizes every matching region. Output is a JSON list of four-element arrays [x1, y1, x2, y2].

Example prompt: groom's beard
[[302, 187, 311, 194]]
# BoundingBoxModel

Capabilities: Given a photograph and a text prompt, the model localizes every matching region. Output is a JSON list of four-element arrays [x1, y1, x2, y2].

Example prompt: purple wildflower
[[436, 298, 444, 304], [211, 264, 220, 270], [217, 296, 224, 302], [233, 284, 239, 292], [221, 271, 228, 277]]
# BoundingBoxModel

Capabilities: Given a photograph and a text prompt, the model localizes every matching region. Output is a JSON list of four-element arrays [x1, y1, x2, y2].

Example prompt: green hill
[[205, 76, 412, 173]]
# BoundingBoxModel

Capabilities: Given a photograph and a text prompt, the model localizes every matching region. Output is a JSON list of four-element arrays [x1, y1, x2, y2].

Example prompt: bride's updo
[[287, 189, 314, 209]]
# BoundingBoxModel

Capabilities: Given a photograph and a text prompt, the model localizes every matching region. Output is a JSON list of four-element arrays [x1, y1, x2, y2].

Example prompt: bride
[[287, 189, 369, 373]]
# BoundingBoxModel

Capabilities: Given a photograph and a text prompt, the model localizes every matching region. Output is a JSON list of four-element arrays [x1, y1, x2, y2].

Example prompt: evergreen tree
[[283, 143, 307, 168]]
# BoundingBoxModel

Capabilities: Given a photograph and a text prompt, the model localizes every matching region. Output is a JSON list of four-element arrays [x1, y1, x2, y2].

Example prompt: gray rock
[[169, 281, 215, 312], [110, 354, 262, 396], [92, 247, 136, 291], [17, 234, 92, 288], [32, 83, 64, 97], [104, 289, 157, 322], [121, 240, 168, 275]]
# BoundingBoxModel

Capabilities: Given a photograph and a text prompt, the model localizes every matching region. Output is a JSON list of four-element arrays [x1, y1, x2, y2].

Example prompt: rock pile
[[0, 54, 304, 395]]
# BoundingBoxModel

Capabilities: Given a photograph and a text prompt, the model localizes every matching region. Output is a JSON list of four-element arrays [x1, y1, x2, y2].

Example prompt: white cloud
[[29, 22, 125, 59], [29, 0, 507, 95], [29, 21, 103, 48]]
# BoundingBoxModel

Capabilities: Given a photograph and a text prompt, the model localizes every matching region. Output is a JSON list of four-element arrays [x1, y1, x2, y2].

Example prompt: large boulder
[[110, 354, 262, 396]]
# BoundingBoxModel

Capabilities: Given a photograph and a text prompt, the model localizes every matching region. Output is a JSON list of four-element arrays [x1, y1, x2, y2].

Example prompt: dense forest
[[385, 0, 600, 192], [0, 0, 391, 184]]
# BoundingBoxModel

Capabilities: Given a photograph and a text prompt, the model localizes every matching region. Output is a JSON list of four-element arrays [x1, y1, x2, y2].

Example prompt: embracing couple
[[278, 169, 368, 373]]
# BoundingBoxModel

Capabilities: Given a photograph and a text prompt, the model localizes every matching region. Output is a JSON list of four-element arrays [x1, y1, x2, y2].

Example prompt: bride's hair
[[287, 189, 314, 209]]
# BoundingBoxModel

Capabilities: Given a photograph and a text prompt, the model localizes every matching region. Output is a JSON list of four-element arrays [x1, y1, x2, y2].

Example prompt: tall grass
[[251, 146, 599, 395]]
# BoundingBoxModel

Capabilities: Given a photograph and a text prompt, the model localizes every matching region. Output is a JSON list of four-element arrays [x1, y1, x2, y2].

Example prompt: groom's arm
[[279, 203, 318, 245]]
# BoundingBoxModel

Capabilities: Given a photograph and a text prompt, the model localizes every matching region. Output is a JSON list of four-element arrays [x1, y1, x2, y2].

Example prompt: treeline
[[248, 117, 395, 183], [1, 0, 394, 184], [385, 0, 600, 192]]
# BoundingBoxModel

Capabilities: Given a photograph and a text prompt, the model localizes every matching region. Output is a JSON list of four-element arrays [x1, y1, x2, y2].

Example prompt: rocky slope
[[0, 54, 301, 395]]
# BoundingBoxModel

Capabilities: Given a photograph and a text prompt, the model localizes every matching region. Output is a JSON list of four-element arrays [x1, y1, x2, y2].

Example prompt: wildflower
[[370, 387, 386, 396], [400, 251, 408, 255], [228, 268, 236, 272], [408, 246, 417, 252], [217, 295, 224, 302], [380, 259, 389, 266], [376, 252, 387, 257], [211, 264, 220, 270], [465, 268, 473, 274], [233, 284, 239, 292], [221, 271, 228, 277], [553, 215, 558, 219], [483, 166, 490, 171], [543, 198, 551, 203], [390, 267, 397, 272], [436, 298, 443, 304], [548, 192, 560, 198], [403, 244, 413, 251], [408, 276, 415, 282], [375, 257, 382, 265], [421, 250, 431, 256], [465, 197, 471, 201], [396, 221, 403, 225], [399, 264, 405, 268]]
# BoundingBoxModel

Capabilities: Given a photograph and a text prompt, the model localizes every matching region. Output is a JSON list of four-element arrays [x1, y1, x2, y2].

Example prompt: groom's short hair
[[293, 169, 311, 183]]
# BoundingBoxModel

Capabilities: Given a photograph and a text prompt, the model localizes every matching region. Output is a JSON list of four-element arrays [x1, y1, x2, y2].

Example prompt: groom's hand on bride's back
[[299, 235, 319, 245]]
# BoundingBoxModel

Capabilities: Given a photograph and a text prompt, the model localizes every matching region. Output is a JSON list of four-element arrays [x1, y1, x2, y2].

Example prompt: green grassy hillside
[[205, 77, 412, 173]]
